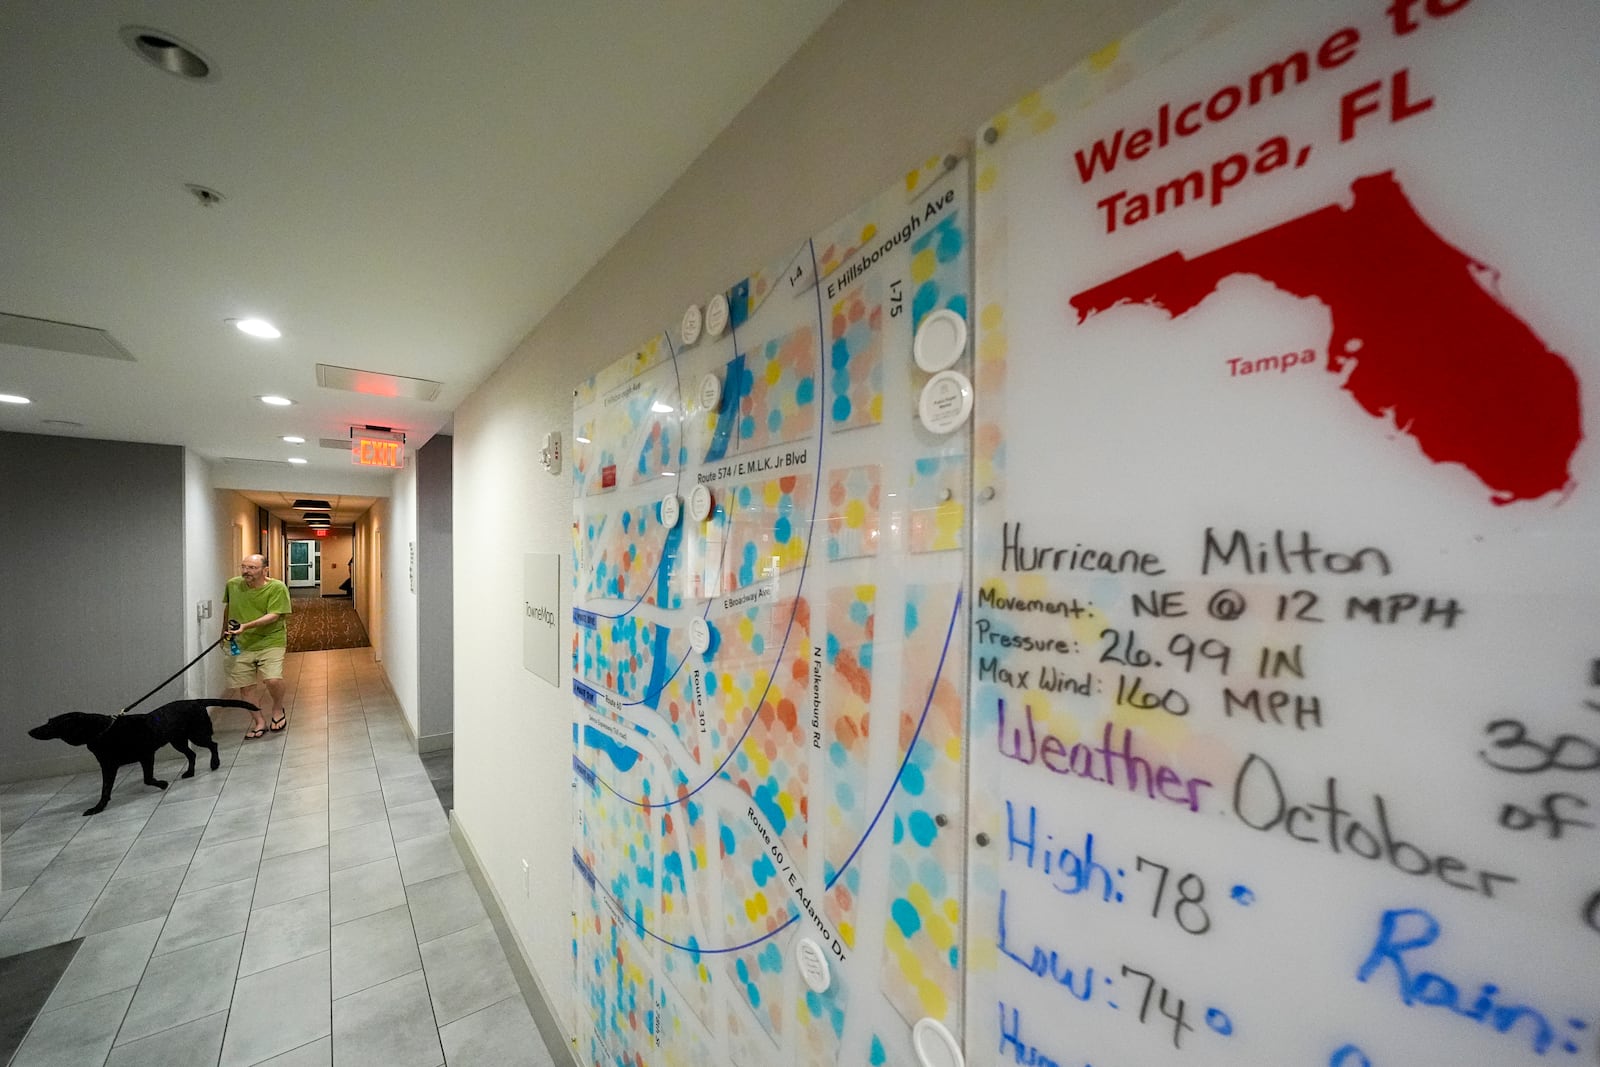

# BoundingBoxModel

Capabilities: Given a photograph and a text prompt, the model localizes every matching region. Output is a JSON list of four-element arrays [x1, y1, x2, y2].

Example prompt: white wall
[[182, 451, 228, 698], [380, 468, 421, 737], [449, 0, 1177, 1043]]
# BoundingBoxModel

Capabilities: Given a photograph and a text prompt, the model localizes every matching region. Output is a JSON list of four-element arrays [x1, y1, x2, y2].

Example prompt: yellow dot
[[911, 248, 936, 284], [845, 499, 866, 528], [1091, 40, 1122, 71], [976, 165, 998, 193], [765, 359, 783, 385]]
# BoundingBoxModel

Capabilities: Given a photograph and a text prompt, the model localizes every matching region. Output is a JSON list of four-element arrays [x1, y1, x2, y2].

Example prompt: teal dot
[[774, 516, 791, 544], [767, 408, 782, 433], [832, 338, 851, 370], [908, 810, 937, 847], [833, 395, 852, 422], [901, 761, 925, 795], [796, 376, 814, 404], [760, 942, 782, 972], [849, 601, 869, 626], [913, 280, 939, 323], [871, 1036, 888, 1065], [937, 217, 963, 262], [891, 898, 922, 938]]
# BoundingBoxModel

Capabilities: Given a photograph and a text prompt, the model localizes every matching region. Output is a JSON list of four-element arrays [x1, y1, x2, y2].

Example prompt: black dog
[[28, 698, 257, 816]]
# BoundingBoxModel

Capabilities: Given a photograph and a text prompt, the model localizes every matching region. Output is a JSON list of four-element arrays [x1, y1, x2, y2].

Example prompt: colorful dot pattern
[[582, 499, 684, 610], [908, 455, 966, 553], [881, 583, 966, 1031], [828, 278, 885, 430], [577, 614, 671, 706], [823, 585, 874, 951], [713, 474, 812, 593], [741, 324, 819, 455], [826, 465, 881, 561], [712, 596, 811, 842], [908, 210, 968, 333]]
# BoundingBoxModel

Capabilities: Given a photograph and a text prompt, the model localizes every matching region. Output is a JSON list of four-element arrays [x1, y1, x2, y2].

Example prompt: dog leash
[[115, 636, 227, 717]]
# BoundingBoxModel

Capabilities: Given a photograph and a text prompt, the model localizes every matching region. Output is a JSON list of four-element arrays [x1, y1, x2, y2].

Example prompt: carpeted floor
[[284, 593, 370, 653]]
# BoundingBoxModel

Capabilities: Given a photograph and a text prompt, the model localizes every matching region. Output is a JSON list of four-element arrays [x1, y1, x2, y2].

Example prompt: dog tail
[[207, 699, 262, 711]]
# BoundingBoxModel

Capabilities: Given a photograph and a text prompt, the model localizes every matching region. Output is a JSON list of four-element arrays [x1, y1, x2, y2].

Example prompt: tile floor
[[0, 649, 556, 1067]]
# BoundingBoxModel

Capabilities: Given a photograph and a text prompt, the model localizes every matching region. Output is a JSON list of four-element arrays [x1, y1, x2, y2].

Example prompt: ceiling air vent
[[0, 312, 133, 361], [316, 364, 441, 401]]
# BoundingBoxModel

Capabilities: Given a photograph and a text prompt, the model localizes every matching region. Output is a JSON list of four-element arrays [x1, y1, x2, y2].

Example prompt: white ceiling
[[0, 1, 841, 507]]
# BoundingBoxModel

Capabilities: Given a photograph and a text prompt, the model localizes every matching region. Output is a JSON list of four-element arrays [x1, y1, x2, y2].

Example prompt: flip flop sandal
[[269, 714, 288, 732], [244, 727, 267, 740]]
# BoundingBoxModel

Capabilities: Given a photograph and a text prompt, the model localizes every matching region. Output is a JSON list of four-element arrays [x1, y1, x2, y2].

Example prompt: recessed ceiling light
[[120, 26, 212, 80], [233, 318, 281, 339], [259, 395, 293, 406], [287, 457, 308, 465], [281, 435, 306, 444], [0, 393, 31, 405]]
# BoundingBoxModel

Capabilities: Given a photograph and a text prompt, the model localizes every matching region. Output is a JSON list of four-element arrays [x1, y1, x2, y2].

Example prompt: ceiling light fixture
[[291, 499, 331, 510], [232, 318, 281, 339], [0, 393, 31, 405], [281, 435, 305, 444], [120, 26, 212, 80], [259, 395, 293, 406], [287, 457, 308, 465]]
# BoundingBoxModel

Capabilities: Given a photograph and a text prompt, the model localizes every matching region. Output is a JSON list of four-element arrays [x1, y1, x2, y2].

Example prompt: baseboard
[[416, 731, 452, 754], [0, 751, 98, 785], [450, 812, 579, 1067]]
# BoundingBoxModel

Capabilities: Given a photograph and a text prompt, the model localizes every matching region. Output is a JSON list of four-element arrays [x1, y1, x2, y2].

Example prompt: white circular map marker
[[660, 493, 682, 528], [705, 293, 730, 338], [689, 617, 712, 654], [911, 1017, 964, 1067], [698, 372, 722, 414], [680, 304, 703, 346], [918, 369, 973, 434], [795, 938, 831, 994], [689, 483, 714, 522], [913, 308, 968, 372]]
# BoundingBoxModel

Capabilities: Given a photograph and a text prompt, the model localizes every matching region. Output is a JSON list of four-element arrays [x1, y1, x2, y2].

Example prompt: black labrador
[[28, 698, 258, 815]]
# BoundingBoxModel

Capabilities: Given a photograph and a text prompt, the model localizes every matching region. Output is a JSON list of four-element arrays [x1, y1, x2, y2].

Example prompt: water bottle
[[226, 625, 240, 656]]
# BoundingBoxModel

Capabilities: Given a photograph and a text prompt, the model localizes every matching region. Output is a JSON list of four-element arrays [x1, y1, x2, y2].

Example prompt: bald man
[[221, 553, 292, 738]]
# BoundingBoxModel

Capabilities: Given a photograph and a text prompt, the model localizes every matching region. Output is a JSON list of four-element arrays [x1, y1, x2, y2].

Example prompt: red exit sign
[[352, 435, 406, 468]]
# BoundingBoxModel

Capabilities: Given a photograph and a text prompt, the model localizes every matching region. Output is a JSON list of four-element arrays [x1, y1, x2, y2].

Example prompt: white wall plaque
[[522, 552, 561, 686]]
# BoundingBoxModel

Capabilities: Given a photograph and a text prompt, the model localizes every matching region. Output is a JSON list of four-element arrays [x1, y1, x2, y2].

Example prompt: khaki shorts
[[225, 645, 286, 687]]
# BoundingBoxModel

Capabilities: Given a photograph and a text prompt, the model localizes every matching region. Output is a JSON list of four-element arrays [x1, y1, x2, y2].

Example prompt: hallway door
[[287, 539, 321, 588]]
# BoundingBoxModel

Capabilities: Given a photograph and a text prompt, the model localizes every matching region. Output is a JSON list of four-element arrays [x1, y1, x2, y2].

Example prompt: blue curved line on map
[[586, 239, 828, 811], [584, 586, 963, 957], [587, 332, 687, 623]]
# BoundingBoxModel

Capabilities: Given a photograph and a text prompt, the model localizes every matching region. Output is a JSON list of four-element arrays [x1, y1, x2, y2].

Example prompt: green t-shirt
[[224, 576, 291, 650]]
